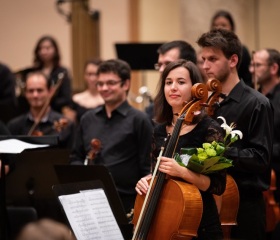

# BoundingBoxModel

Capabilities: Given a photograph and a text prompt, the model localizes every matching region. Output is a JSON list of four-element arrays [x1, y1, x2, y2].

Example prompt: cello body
[[263, 169, 280, 232], [216, 174, 239, 240], [132, 178, 202, 240]]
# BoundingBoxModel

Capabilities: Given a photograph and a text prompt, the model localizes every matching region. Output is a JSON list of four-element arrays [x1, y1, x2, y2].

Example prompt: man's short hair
[[197, 29, 242, 69], [266, 48, 280, 77], [25, 71, 51, 90], [97, 59, 131, 82], [157, 40, 197, 64]]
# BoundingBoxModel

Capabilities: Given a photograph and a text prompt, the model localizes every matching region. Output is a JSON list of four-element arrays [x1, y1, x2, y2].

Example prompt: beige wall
[[0, 0, 71, 72], [1, 0, 280, 102]]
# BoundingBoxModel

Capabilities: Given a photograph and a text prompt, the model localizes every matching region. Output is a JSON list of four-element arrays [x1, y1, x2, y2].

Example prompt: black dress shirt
[[7, 109, 75, 148], [265, 83, 280, 172], [70, 101, 153, 197], [213, 80, 274, 197]]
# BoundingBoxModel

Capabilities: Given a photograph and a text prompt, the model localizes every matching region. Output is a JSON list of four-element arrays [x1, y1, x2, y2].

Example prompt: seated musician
[[135, 60, 226, 240], [7, 71, 75, 148]]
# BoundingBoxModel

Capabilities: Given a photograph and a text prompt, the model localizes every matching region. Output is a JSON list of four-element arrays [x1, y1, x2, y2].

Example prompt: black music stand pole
[[0, 155, 8, 240]]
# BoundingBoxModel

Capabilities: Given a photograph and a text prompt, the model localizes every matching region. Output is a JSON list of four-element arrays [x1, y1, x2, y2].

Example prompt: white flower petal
[[231, 130, 243, 139], [218, 116, 232, 134]]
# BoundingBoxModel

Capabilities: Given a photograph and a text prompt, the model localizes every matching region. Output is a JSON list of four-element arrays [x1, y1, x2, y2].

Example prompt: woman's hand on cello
[[135, 174, 152, 195], [159, 156, 185, 178]]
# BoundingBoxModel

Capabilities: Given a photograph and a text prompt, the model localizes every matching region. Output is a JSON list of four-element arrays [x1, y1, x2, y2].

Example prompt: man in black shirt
[[250, 48, 280, 203], [70, 59, 153, 213], [7, 71, 74, 148], [197, 29, 273, 240]]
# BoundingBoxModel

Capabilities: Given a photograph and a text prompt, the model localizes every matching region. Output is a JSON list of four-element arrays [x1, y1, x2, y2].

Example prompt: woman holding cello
[[134, 60, 226, 239]]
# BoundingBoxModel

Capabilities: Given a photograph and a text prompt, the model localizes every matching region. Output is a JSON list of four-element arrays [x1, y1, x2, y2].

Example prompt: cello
[[206, 78, 240, 240], [132, 83, 208, 240], [263, 169, 280, 232]]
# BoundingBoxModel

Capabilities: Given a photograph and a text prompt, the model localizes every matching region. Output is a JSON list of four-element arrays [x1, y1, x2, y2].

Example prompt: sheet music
[[58, 189, 124, 240], [0, 139, 49, 153]]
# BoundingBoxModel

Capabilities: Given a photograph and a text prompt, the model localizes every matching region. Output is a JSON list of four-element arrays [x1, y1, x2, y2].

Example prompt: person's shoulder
[[8, 114, 26, 125], [72, 91, 87, 102], [7, 114, 27, 132], [0, 62, 13, 75], [80, 106, 102, 122], [245, 85, 271, 105]]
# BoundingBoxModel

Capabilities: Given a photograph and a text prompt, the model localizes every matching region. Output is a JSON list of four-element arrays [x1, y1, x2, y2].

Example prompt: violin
[[84, 138, 101, 165], [132, 83, 208, 240], [30, 117, 70, 136], [28, 73, 65, 136]]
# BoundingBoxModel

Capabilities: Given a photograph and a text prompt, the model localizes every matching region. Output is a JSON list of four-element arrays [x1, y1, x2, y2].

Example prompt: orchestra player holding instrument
[[135, 60, 226, 240], [7, 71, 75, 148], [70, 59, 153, 215]]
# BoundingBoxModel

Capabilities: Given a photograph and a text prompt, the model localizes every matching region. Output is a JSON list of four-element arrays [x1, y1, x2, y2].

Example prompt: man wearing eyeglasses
[[146, 40, 197, 121], [70, 59, 153, 216], [250, 49, 280, 206]]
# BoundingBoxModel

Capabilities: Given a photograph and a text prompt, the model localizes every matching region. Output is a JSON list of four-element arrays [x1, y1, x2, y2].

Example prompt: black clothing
[[152, 116, 226, 240], [0, 63, 17, 123], [239, 45, 253, 88], [15, 66, 72, 114], [7, 109, 75, 149], [70, 101, 153, 212], [213, 80, 274, 240], [264, 83, 280, 202], [48, 66, 72, 113]]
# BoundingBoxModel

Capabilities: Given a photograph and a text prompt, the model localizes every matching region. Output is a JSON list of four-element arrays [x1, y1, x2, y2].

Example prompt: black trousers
[[231, 194, 266, 240]]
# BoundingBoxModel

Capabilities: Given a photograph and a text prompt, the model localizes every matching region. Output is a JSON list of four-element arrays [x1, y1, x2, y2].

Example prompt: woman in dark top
[[32, 35, 72, 113], [135, 59, 226, 240]]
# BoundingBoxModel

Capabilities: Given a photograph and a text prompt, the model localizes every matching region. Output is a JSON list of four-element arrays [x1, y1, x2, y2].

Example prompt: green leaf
[[202, 162, 233, 174], [186, 160, 204, 173], [180, 148, 197, 155], [203, 157, 220, 169]]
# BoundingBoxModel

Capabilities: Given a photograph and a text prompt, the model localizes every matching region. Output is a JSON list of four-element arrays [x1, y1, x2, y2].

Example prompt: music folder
[[53, 165, 132, 240]]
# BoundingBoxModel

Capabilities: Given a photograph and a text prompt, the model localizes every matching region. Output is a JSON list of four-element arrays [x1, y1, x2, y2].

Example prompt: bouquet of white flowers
[[174, 116, 243, 174]]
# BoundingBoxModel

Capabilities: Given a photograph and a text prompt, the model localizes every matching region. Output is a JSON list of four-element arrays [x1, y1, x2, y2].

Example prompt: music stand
[[0, 135, 60, 240], [115, 43, 164, 70], [53, 165, 132, 239]]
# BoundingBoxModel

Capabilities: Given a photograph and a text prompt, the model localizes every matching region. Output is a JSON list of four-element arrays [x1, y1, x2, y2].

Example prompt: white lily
[[230, 130, 243, 140], [217, 116, 243, 143]]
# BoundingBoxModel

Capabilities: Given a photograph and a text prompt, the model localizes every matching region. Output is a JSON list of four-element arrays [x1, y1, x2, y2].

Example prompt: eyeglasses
[[154, 61, 171, 71], [96, 80, 122, 88], [249, 63, 270, 69]]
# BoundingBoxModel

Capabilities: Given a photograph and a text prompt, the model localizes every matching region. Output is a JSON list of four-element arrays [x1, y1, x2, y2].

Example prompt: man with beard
[[197, 29, 274, 240], [250, 49, 280, 203]]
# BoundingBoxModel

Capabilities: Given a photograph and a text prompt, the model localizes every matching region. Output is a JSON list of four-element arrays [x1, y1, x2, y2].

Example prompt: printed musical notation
[[58, 189, 124, 240]]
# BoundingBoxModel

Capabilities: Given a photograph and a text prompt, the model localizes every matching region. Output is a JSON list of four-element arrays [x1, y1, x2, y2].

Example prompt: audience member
[[7, 71, 75, 149], [145, 40, 197, 121], [135, 59, 226, 239], [210, 10, 253, 87], [16, 218, 76, 240], [250, 49, 280, 203], [197, 28, 273, 240], [70, 59, 153, 214], [71, 59, 104, 122]]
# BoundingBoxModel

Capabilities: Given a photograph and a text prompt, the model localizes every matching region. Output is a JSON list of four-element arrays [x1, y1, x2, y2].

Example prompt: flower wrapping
[[174, 141, 233, 174], [174, 116, 243, 175]]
